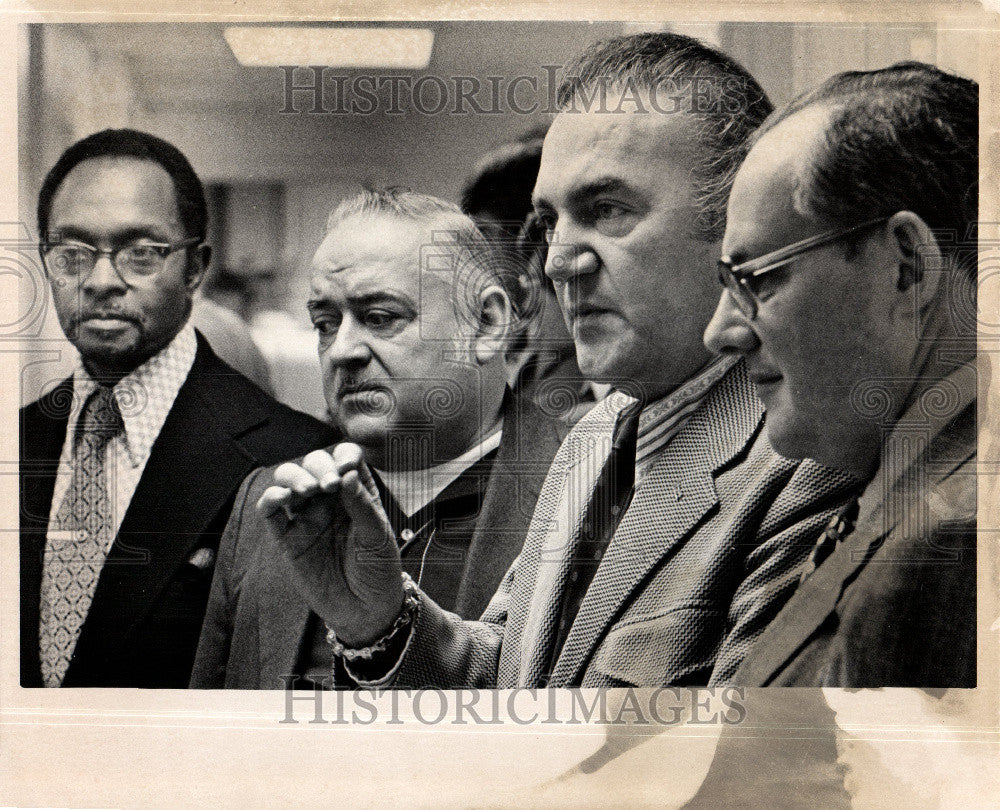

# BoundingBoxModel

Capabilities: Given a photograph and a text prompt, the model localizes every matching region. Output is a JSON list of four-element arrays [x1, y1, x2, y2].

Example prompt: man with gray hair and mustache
[[192, 188, 566, 688]]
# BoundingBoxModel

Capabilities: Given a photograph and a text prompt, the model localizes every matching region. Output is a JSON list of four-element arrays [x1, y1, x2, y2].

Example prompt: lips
[[748, 368, 783, 388], [337, 380, 383, 399], [79, 312, 139, 326], [567, 303, 616, 321]]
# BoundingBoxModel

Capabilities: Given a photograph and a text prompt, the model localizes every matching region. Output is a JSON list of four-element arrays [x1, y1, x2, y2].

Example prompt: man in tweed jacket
[[256, 33, 859, 688]]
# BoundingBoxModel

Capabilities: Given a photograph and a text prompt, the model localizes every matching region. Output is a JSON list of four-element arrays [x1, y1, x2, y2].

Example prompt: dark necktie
[[41, 385, 124, 686], [547, 398, 642, 675]]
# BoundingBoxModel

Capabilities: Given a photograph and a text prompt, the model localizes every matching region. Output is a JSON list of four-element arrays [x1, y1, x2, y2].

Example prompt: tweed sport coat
[[189, 394, 567, 689], [19, 334, 335, 688], [389, 360, 861, 689], [732, 364, 977, 688]]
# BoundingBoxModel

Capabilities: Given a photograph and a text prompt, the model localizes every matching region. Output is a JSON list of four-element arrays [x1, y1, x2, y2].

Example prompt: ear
[[472, 284, 513, 365], [185, 244, 211, 293], [886, 211, 942, 308]]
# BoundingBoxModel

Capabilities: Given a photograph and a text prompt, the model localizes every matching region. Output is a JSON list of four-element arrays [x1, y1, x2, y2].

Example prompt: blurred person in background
[[191, 266, 274, 395], [461, 128, 598, 423]]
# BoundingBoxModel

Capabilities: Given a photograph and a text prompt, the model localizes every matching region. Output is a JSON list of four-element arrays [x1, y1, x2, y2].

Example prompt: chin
[[764, 419, 813, 462]]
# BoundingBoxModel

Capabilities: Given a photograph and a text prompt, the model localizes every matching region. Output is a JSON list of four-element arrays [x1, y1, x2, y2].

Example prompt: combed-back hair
[[38, 128, 208, 242], [556, 32, 774, 240], [326, 187, 515, 335], [758, 61, 978, 280]]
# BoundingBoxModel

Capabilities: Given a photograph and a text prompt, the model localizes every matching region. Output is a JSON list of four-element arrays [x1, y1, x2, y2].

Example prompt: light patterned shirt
[[46, 325, 198, 550], [608, 353, 739, 486]]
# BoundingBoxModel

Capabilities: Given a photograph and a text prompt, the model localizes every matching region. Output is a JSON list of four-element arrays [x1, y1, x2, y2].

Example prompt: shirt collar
[[374, 423, 503, 518], [605, 353, 738, 482], [70, 325, 198, 467]]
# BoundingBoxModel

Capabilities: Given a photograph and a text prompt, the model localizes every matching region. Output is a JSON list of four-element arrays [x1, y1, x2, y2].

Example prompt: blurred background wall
[[17, 20, 982, 415]]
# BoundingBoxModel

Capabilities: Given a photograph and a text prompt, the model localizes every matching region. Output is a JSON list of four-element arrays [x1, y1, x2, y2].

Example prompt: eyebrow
[[46, 225, 176, 244], [307, 290, 415, 313], [533, 176, 634, 212]]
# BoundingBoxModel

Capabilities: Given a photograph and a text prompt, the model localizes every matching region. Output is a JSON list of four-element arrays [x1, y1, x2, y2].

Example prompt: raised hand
[[257, 444, 405, 646]]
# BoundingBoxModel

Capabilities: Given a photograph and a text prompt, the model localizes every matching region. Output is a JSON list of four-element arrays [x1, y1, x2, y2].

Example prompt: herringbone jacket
[[391, 360, 860, 688]]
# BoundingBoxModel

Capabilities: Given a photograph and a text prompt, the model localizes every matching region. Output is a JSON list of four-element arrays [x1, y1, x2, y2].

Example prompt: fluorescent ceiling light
[[224, 27, 434, 68]]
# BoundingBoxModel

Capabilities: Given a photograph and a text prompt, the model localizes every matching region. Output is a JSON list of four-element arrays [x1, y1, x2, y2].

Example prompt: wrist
[[325, 572, 418, 661]]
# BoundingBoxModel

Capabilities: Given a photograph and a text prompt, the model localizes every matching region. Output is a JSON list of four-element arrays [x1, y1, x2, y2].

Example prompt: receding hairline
[[741, 103, 835, 224], [48, 155, 184, 216]]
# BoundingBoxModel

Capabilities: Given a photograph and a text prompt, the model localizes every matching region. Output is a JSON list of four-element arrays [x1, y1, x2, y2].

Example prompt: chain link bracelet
[[325, 572, 420, 662]]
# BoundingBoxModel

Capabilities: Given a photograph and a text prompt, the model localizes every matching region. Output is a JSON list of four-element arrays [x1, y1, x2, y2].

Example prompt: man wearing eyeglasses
[[704, 62, 978, 686], [19, 128, 334, 688]]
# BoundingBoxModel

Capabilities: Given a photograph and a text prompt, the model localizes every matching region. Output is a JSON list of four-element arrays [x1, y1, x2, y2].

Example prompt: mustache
[[334, 376, 384, 397]]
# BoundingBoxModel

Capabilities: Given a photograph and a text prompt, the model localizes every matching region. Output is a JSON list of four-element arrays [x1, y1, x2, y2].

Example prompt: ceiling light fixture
[[224, 26, 435, 69]]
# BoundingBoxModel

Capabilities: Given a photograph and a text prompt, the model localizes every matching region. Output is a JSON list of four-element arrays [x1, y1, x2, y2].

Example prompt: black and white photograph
[[3, 7, 998, 807]]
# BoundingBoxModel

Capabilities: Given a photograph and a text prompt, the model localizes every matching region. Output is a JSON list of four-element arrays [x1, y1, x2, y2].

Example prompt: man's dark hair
[[37, 128, 208, 242], [556, 32, 774, 240], [759, 61, 978, 280], [460, 125, 549, 240]]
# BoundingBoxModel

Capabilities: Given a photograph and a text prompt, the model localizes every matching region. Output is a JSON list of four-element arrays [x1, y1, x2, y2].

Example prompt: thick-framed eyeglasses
[[716, 217, 889, 319], [41, 237, 201, 283]]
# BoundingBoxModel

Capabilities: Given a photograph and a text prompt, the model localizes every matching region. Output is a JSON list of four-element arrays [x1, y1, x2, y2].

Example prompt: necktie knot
[[799, 496, 862, 583], [612, 397, 642, 452], [77, 386, 124, 442]]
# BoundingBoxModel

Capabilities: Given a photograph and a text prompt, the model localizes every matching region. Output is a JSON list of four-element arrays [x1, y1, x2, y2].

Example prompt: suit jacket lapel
[[19, 379, 73, 687], [549, 363, 763, 686], [732, 384, 977, 686], [453, 392, 566, 619], [509, 397, 619, 683]]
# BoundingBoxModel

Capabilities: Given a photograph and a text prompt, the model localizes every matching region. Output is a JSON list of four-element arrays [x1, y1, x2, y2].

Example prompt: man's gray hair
[[556, 32, 773, 241], [326, 188, 515, 335]]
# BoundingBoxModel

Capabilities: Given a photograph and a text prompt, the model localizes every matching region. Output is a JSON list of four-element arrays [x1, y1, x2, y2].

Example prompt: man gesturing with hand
[[259, 446, 406, 653], [191, 190, 566, 689]]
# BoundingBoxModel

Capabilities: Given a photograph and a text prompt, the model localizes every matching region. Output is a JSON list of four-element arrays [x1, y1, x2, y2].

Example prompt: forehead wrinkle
[[539, 109, 701, 208]]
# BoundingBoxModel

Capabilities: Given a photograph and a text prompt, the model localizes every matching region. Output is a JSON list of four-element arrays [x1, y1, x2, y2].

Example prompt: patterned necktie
[[40, 385, 124, 687], [546, 398, 642, 677]]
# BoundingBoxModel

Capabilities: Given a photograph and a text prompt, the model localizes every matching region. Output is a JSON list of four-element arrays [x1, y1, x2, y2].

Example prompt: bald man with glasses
[[704, 62, 978, 687]]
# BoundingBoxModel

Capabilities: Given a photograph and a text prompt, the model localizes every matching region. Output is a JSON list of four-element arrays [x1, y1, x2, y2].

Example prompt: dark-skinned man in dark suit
[[20, 129, 334, 688]]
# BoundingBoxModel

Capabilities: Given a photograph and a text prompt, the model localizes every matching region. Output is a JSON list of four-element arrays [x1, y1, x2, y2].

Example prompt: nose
[[81, 252, 128, 295], [703, 289, 760, 357], [544, 233, 599, 284], [322, 314, 372, 369]]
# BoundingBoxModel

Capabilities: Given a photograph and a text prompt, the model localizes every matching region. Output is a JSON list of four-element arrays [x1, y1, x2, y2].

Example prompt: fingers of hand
[[331, 442, 365, 473], [257, 485, 294, 519], [273, 461, 321, 498], [302, 449, 343, 492]]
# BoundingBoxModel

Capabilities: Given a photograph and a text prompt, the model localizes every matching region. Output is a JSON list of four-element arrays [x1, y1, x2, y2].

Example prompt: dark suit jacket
[[732, 367, 977, 687], [189, 394, 567, 689], [20, 333, 336, 688]]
